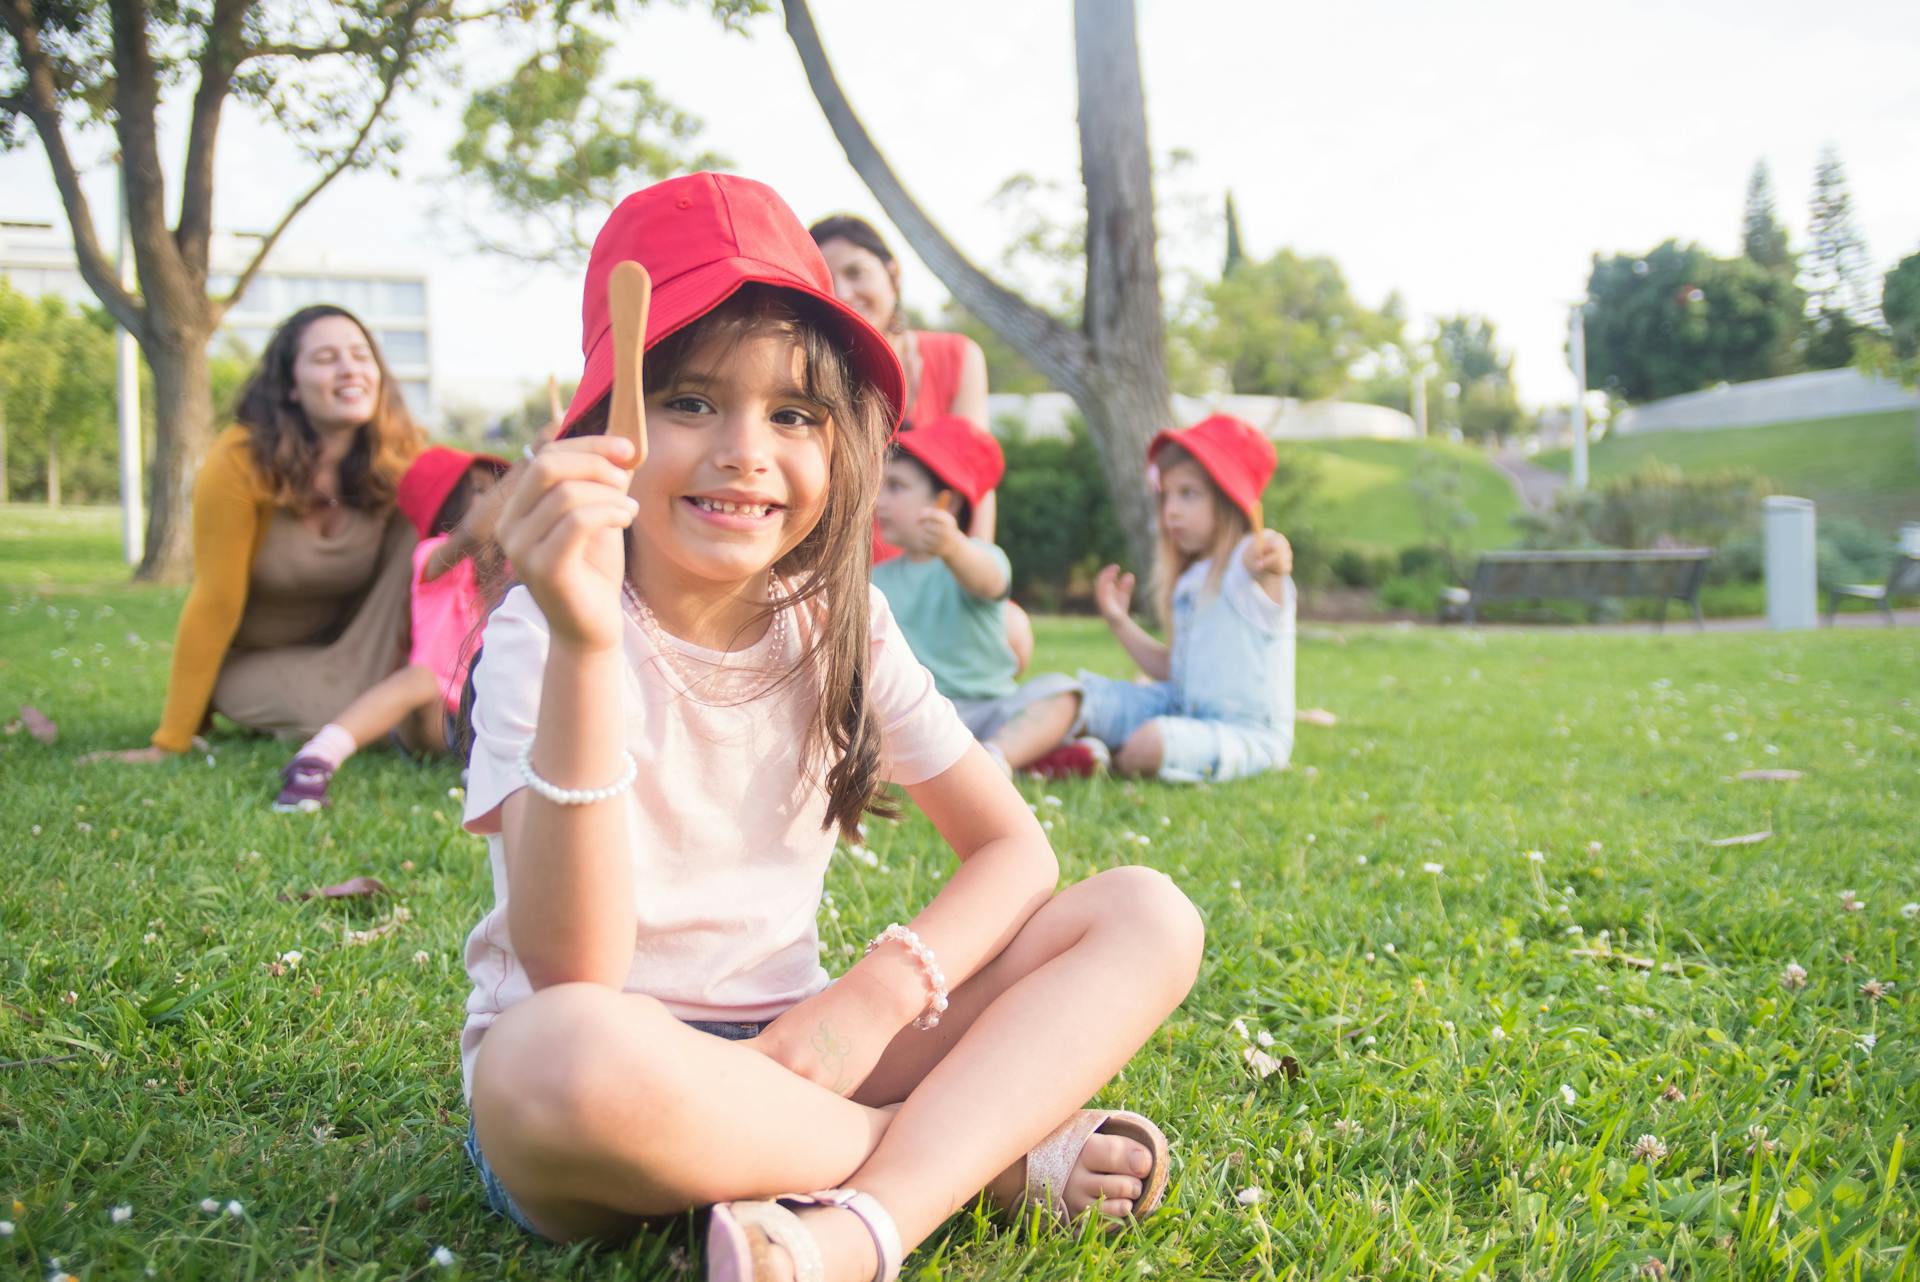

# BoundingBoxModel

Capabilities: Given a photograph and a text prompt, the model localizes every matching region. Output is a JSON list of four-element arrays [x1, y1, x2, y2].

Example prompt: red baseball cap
[[560, 173, 906, 435], [1148, 414, 1276, 528], [397, 445, 509, 538], [892, 415, 1005, 508]]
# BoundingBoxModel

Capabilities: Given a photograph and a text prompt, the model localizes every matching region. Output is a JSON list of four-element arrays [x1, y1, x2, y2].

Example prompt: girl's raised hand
[[1243, 529, 1294, 580], [495, 436, 639, 652], [1093, 563, 1136, 624]]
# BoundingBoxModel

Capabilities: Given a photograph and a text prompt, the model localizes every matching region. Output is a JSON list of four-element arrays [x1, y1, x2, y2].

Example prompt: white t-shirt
[[457, 582, 972, 1099]]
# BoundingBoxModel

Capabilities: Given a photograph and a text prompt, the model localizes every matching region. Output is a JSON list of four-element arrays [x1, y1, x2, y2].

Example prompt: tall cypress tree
[[1741, 160, 1791, 271], [1804, 144, 1878, 325], [1223, 190, 1247, 277]]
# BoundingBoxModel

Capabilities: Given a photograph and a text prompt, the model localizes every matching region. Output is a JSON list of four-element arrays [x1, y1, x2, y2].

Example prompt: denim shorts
[[1076, 672, 1292, 784], [465, 1017, 770, 1236]]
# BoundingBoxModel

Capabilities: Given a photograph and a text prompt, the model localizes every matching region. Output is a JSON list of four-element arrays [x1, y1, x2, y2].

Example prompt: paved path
[[1465, 607, 1920, 635], [1490, 448, 1567, 512]]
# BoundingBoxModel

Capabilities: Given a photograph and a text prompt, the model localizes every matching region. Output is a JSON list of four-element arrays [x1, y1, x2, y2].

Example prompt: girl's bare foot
[[983, 1123, 1155, 1221]]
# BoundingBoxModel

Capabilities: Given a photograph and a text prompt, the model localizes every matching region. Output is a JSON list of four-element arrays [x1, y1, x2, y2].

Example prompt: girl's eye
[[664, 394, 711, 415], [772, 407, 822, 429]]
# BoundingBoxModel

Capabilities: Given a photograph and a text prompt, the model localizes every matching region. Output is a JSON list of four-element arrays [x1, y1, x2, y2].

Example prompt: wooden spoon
[[608, 260, 652, 467]]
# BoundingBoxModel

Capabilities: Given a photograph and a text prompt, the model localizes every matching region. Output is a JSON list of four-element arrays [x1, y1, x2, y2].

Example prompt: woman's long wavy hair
[[233, 305, 423, 511], [488, 286, 896, 838]]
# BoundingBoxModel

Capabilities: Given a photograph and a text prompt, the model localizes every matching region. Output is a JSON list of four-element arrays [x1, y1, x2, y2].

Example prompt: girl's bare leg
[[471, 866, 1202, 1278], [328, 663, 444, 753], [1113, 722, 1165, 777], [792, 865, 1205, 1281], [470, 986, 895, 1242], [985, 691, 1080, 770]]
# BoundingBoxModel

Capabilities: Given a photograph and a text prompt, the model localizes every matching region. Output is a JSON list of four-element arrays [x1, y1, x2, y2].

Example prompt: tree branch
[[108, 0, 175, 272], [779, 0, 1093, 397], [177, 0, 254, 278], [215, 51, 408, 324], [0, 0, 142, 335]]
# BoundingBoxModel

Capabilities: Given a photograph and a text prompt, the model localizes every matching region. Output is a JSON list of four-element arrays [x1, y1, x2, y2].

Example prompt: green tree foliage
[[0, 283, 114, 504], [449, 23, 740, 264], [1852, 251, 1920, 389], [1432, 314, 1524, 441], [1803, 144, 1877, 329], [1187, 249, 1400, 400], [936, 300, 1050, 395], [1583, 240, 1806, 403], [1741, 160, 1792, 272]]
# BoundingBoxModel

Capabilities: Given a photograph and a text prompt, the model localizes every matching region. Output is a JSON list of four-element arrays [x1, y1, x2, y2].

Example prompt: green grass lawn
[[1537, 411, 1920, 536], [1289, 438, 1526, 555], [3, 512, 1918, 1280]]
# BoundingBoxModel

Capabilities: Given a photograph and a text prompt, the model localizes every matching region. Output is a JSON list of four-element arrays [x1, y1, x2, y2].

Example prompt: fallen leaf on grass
[[1707, 830, 1772, 847], [1243, 1046, 1303, 1081], [19, 705, 57, 744], [1570, 947, 1687, 975], [1737, 769, 1803, 782], [1296, 708, 1338, 727], [278, 876, 392, 903]]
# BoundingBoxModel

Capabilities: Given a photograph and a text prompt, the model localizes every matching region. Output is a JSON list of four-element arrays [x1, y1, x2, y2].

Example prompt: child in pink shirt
[[271, 445, 507, 811], [457, 174, 1204, 1282]]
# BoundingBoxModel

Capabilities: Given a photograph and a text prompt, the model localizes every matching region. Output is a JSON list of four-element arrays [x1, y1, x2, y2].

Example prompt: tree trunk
[[137, 335, 214, 582], [45, 433, 59, 508], [782, 0, 1174, 577]]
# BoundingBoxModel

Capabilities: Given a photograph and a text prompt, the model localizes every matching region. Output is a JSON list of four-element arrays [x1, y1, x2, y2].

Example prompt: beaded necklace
[[620, 575, 789, 700]]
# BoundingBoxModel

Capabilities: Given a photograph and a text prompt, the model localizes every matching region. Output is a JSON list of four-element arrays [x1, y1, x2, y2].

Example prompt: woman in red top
[[810, 213, 1034, 668]]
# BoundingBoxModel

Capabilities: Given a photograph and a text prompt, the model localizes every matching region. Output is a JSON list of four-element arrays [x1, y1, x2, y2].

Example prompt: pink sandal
[[706, 1187, 902, 1282], [1022, 1109, 1171, 1224]]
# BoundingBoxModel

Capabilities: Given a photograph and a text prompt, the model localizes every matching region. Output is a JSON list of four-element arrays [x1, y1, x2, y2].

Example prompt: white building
[[0, 217, 435, 420]]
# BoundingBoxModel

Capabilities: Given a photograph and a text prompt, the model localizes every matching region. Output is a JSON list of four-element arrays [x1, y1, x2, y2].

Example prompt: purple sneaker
[[274, 756, 335, 813]]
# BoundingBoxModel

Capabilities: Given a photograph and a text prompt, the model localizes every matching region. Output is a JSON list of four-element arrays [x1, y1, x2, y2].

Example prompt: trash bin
[[1764, 496, 1817, 631], [1900, 522, 1920, 557]]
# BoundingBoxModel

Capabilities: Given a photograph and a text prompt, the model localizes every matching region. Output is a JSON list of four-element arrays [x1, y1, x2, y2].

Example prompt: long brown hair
[[233, 304, 423, 510], [808, 214, 905, 335], [1152, 443, 1255, 628], [539, 286, 895, 837]]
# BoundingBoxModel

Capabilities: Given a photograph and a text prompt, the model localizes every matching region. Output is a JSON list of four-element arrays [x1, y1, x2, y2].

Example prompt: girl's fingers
[[504, 483, 638, 562], [498, 454, 636, 534], [516, 501, 639, 580]]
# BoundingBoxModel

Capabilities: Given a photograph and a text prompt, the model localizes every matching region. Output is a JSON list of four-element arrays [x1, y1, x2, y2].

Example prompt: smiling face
[[627, 325, 834, 603], [1158, 457, 1221, 557], [288, 315, 382, 433], [818, 237, 901, 334]]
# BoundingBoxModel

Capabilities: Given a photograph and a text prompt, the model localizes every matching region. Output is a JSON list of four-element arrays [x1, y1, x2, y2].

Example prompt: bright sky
[[4, 0, 1917, 417]]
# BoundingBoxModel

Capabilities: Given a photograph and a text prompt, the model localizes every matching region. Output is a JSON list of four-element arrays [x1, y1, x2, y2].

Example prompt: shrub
[[1518, 462, 1770, 555]]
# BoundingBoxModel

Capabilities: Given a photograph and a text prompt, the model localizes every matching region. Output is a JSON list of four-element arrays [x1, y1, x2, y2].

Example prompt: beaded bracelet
[[865, 923, 950, 1031], [515, 743, 637, 806]]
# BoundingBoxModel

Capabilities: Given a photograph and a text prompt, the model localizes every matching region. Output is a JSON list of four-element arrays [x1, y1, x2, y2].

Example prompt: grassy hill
[[1537, 409, 1920, 535], [1286, 436, 1526, 554]]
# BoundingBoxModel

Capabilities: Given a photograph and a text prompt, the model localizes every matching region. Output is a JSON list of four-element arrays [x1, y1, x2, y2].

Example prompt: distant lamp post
[[1569, 302, 1589, 492]]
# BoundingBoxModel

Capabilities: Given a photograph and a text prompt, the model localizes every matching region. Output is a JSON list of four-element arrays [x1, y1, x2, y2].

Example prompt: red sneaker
[[1025, 737, 1110, 780]]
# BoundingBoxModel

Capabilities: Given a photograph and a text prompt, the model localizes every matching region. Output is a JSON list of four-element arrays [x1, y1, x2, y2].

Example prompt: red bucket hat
[[397, 445, 509, 539], [892, 415, 1005, 508], [1148, 414, 1276, 528], [560, 173, 906, 435]]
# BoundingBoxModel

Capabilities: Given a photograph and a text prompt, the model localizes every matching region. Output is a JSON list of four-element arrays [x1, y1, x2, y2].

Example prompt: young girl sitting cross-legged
[[457, 172, 1204, 1282]]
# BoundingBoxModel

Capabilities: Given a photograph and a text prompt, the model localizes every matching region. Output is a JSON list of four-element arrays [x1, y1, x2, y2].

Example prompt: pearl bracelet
[[865, 923, 950, 1031], [515, 743, 637, 806]]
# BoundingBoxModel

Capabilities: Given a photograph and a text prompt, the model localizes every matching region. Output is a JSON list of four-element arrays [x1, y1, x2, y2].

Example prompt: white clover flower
[[110, 1205, 132, 1224], [1858, 1033, 1877, 1053], [431, 1246, 457, 1268], [1560, 1084, 1578, 1106], [225, 1200, 244, 1218], [1422, 862, 1444, 875], [1042, 795, 1063, 807], [1586, 841, 1603, 855], [1383, 942, 1395, 954], [1230, 1018, 1251, 1041], [1333, 1118, 1363, 1140], [142, 932, 158, 945], [279, 950, 302, 969], [413, 950, 431, 966], [1902, 902, 1920, 920], [1631, 1134, 1668, 1164], [1256, 1029, 1275, 1047], [1229, 878, 1241, 890], [1839, 889, 1864, 912], [1489, 1026, 1506, 1041], [1235, 1187, 1265, 1206], [1356, 854, 1367, 866], [1781, 962, 1808, 990], [1860, 978, 1891, 1001], [1524, 850, 1545, 864], [200, 1198, 220, 1214], [0, 1220, 11, 1236]]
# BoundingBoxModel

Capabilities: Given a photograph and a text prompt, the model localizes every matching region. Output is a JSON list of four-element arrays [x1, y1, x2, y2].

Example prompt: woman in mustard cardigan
[[85, 306, 425, 764]]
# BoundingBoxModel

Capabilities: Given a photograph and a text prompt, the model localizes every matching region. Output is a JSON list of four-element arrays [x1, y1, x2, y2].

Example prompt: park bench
[[1825, 552, 1920, 626], [1440, 548, 1713, 629]]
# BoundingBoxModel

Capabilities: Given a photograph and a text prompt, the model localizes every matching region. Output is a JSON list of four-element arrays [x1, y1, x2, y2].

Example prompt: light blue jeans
[[1075, 673, 1292, 784]]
